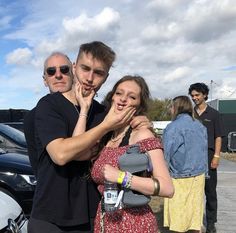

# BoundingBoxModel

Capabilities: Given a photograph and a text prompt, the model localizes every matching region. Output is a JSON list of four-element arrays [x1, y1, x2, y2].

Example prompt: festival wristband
[[117, 171, 125, 184]]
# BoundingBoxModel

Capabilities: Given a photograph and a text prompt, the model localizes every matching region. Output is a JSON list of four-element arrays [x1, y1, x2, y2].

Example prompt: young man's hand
[[130, 115, 152, 130], [103, 103, 136, 131]]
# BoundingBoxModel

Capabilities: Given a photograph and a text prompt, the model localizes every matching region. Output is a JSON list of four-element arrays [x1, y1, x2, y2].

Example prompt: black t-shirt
[[24, 107, 38, 177], [194, 105, 225, 150], [32, 92, 105, 226]]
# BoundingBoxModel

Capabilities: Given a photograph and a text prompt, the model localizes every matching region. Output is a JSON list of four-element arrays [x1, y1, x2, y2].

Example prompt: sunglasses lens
[[46, 65, 70, 76], [46, 67, 56, 76], [60, 65, 70, 74]]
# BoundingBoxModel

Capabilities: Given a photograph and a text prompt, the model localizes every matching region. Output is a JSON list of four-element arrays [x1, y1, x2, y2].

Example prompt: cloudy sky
[[0, 0, 236, 110]]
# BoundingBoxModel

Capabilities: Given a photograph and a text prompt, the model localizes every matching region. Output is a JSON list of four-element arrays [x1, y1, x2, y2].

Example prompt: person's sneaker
[[206, 223, 216, 233]]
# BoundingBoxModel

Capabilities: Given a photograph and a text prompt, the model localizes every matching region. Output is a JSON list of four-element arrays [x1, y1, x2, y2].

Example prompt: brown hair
[[103, 75, 150, 115], [171, 95, 194, 120], [76, 41, 116, 71]]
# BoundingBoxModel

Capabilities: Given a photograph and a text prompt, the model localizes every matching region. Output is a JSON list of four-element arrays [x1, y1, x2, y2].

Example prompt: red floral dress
[[91, 137, 162, 233]]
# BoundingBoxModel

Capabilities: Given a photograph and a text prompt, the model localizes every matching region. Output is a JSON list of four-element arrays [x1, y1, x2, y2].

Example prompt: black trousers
[[28, 217, 94, 233], [205, 149, 217, 225]]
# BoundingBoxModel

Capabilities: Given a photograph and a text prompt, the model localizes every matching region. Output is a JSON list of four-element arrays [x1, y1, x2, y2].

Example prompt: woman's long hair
[[98, 75, 152, 152]]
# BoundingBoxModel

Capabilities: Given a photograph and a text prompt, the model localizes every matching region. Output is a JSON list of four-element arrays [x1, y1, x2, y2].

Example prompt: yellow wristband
[[213, 154, 220, 158], [117, 171, 125, 184]]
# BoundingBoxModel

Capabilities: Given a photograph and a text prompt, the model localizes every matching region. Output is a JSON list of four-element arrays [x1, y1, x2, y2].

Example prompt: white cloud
[[63, 7, 120, 33], [164, 66, 192, 82], [0, 0, 236, 109], [6, 48, 33, 65]]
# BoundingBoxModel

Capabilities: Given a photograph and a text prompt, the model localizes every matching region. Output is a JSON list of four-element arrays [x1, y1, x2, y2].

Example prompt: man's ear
[[43, 76, 48, 87]]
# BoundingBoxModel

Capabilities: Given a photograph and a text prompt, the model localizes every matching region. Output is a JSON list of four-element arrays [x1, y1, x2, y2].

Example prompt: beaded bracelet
[[152, 177, 160, 196], [125, 173, 133, 189], [117, 171, 126, 184], [122, 172, 133, 189]]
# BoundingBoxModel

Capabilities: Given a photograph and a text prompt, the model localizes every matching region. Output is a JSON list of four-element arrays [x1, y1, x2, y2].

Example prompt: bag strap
[[119, 126, 132, 147]]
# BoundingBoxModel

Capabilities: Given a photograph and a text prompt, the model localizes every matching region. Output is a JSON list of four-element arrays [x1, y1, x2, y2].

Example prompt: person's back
[[163, 113, 208, 178]]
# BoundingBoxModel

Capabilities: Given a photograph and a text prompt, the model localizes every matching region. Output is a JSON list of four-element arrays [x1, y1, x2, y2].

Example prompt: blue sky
[[1, 0, 236, 110]]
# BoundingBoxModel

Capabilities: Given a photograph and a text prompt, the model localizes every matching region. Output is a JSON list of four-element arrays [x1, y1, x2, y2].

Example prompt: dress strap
[[119, 127, 132, 147]]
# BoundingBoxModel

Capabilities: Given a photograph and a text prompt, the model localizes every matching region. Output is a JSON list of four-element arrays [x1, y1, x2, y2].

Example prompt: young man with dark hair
[[188, 82, 225, 233]]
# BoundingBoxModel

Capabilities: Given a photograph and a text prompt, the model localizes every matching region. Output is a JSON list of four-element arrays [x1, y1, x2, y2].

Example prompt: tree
[[147, 98, 172, 121]]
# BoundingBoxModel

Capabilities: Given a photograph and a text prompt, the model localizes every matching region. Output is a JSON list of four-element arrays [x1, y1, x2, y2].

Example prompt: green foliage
[[147, 98, 172, 121]]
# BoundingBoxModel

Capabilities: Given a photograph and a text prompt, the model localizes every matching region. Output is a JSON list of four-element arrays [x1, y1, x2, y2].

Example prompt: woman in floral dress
[[91, 75, 174, 233]]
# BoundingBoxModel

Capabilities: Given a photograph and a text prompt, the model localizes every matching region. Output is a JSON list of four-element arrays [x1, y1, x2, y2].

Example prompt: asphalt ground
[[214, 158, 236, 233]]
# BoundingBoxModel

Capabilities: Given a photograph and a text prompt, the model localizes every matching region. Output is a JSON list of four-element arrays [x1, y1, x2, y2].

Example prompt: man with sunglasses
[[25, 41, 148, 233], [24, 52, 74, 176]]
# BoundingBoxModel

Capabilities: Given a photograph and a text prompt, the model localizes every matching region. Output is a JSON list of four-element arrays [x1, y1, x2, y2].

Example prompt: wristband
[[121, 171, 132, 189], [117, 171, 125, 184], [79, 113, 88, 118], [213, 154, 220, 158]]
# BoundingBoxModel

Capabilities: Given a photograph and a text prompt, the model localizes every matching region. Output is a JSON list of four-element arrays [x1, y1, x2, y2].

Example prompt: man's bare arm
[[46, 105, 136, 165]]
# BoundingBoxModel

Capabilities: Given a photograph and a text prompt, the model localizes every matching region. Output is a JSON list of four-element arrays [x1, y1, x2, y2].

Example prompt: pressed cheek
[[94, 76, 106, 89], [75, 69, 83, 81], [111, 95, 117, 104], [128, 97, 140, 108]]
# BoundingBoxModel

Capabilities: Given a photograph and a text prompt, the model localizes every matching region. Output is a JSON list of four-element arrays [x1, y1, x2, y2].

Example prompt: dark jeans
[[205, 149, 217, 225], [28, 217, 94, 233]]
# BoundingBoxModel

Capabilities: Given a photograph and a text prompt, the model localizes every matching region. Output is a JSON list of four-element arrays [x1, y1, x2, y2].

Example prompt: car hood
[[0, 191, 21, 229], [0, 152, 32, 174]]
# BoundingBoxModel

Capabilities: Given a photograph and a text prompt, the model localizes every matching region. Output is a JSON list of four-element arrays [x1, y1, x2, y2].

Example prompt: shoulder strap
[[119, 126, 132, 147]]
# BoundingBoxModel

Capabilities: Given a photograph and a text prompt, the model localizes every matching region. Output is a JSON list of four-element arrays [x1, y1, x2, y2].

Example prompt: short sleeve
[[137, 137, 163, 152]]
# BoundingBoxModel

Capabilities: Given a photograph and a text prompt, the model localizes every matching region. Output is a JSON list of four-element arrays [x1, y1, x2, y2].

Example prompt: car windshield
[[0, 124, 27, 147]]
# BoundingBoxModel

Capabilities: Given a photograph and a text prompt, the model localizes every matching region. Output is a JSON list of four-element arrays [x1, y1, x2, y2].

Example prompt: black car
[[0, 148, 36, 217], [3, 122, 25, 132], [0, 123, 27, 155]]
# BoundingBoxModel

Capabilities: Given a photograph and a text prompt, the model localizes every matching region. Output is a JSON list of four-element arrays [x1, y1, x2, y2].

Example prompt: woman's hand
[[103, 164, 120, 183], [130, 115, 152, 130]]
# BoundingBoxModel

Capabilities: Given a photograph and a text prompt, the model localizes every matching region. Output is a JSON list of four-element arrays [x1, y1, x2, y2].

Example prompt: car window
[[0, 124, 27, 147]]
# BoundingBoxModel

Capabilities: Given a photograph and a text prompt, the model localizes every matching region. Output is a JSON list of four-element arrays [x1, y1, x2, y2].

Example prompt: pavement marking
[[218, 210, 236, 214], [218, 171, 236, 174]]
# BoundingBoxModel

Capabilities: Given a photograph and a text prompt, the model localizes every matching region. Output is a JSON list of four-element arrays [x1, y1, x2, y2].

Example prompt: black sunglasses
[[46, 65, 70, 76]]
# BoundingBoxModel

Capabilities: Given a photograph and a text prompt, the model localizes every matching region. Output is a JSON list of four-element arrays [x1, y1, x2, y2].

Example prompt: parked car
[[3, 122, 25, 133], [0, 148, 36, 217], [0, 123, 27, 155], [0, 191, 28, 232]]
